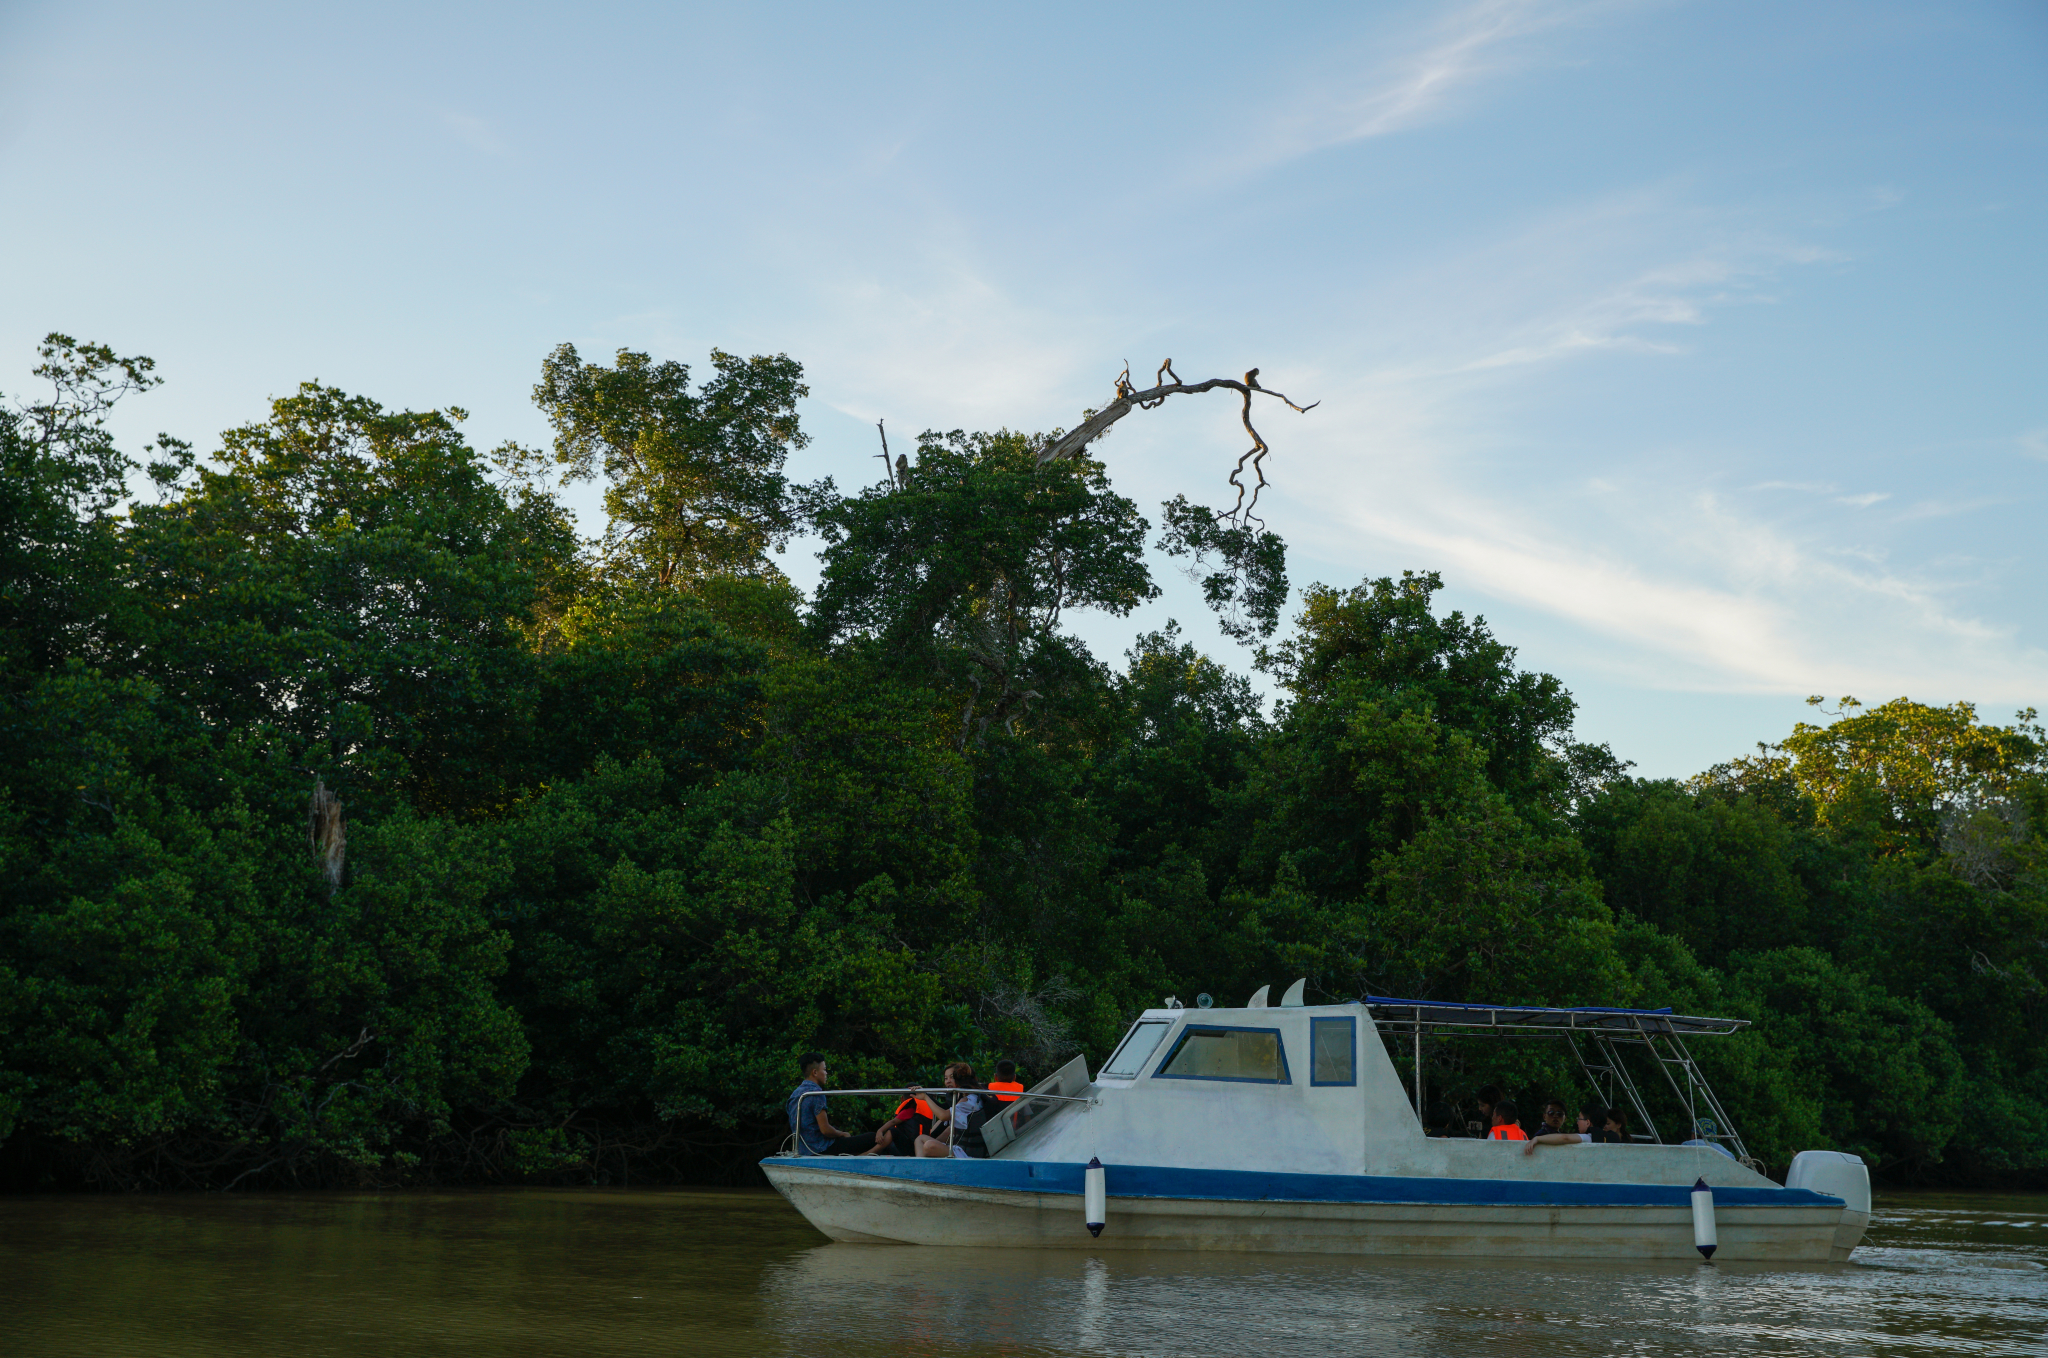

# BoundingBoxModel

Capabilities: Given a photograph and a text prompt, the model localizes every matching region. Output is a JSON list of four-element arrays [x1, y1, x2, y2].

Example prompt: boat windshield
[[1101, 1020, 1172, 1078], [1157, 1026, 1290, 1083]]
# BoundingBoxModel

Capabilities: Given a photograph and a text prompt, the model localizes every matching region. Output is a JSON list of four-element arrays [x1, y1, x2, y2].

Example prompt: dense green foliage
[[3, 335, 2042, 1189]]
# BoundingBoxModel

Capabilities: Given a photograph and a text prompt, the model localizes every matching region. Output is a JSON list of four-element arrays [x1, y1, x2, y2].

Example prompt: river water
[[3, 1188, 2042, 1356]]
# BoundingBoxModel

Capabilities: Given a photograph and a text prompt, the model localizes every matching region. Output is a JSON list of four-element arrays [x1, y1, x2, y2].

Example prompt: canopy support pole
[[1413, 1016, 1423, 1120], [1573, 1030, 1663, 1145]]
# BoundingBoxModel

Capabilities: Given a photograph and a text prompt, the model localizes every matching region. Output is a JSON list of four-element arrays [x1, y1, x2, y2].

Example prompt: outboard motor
[[1786, 1150, 1872, 1260]]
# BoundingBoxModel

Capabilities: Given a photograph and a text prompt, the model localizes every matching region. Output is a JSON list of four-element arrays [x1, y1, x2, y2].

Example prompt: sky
[[3, 0, 2044, 777]]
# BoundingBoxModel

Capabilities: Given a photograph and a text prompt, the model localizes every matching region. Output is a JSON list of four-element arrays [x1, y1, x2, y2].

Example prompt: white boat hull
[[767, 1002, 1872, 1263], [762, 1158, 1868, 1262]]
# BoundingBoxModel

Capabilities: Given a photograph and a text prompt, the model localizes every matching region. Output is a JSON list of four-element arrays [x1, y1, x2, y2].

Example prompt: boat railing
[[786, 1086, 1097, 1104], [769, 1084, 1098, 1159]]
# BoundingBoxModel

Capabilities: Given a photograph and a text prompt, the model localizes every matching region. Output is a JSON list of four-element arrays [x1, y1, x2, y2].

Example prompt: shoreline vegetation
[[2, 334, 2041, 1193]]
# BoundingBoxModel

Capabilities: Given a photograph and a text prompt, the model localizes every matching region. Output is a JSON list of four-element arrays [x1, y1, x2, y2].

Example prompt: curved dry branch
[[1036, 360, 1318, 523]]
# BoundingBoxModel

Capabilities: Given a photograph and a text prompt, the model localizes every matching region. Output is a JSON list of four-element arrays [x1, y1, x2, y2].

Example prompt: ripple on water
[[0, 1188, 2042, 1357]]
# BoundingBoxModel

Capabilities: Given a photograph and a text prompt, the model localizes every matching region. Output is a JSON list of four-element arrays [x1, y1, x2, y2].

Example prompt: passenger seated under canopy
[[1524, 1106, 1630, 1154]]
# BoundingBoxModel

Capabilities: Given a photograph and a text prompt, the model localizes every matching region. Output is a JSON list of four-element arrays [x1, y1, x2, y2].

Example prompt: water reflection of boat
[[761, 992, 1871, 1261]]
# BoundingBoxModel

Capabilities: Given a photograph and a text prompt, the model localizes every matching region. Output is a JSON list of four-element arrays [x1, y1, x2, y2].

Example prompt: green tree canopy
[[534, 344, 812, 587], [3, 331, 2044, 1191], [811, 429, 1154, 745]]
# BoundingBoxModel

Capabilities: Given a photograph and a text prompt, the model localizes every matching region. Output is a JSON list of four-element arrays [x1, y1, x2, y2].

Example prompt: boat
[[761, 985, 1873, 1261]]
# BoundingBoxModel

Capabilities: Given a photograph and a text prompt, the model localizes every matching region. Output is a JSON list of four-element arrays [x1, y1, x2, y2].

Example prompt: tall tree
[[1261, 570, 1621, 813], [124, 383, 577, 817], [810, 429, 1154, 747], [533, 344, 812, 587], [0, 334, 173, 676]]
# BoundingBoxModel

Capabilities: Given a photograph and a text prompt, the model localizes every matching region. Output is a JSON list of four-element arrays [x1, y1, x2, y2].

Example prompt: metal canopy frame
[[1362, 998, 1757, 1168]]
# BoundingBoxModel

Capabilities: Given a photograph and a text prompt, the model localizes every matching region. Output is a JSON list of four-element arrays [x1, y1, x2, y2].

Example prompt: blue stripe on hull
[[765, 1156, 1844, 1210]]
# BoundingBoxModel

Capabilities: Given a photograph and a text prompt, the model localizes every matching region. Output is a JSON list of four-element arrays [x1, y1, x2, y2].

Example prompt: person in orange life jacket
[[914, 1063, 992, 1159], [871, 1090, 940, 1157], [787, 1054, 895, 1156], [1487, 1100, 1528, 1141], [988, 1059, 1025, 1103]]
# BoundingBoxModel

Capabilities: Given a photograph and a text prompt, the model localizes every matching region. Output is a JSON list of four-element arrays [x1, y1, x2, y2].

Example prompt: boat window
[[1155, 1025, 1291, 1084], [1310, 1016, 1356, 1085], [1101, 1020, 1172, 1078]]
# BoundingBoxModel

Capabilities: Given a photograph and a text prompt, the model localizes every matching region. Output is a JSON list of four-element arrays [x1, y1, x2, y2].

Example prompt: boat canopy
[[1362, 998, 1747, 1037], [1361, 995, 1754, 1164]]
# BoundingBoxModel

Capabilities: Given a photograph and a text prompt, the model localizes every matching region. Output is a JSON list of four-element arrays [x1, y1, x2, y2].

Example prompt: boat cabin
[[988, 987, 1767, 1188]]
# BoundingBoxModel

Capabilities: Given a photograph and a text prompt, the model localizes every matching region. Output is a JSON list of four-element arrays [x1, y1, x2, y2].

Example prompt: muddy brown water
[[2, 1188, 2042, 1356]]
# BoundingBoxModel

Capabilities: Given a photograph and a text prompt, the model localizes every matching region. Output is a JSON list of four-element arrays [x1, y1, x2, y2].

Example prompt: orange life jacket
[[1489, 1124, 1528, 1141], [988, 1080, 1025, 1104], [895, 1096, 938, 1124]]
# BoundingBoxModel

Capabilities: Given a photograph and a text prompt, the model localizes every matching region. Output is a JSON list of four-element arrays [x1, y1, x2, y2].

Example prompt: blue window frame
[[1154, 1025, 1292, 1084], [1310, 1016, 1357, 1086]]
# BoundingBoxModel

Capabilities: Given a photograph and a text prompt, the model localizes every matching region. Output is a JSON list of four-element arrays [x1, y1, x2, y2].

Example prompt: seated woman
[[1523, 1105, 1630, 1155], [914, 1063, 991, 1159]]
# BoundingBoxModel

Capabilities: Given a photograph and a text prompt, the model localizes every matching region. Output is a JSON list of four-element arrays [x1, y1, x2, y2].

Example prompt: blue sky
[[4, 0, 2044, 776]]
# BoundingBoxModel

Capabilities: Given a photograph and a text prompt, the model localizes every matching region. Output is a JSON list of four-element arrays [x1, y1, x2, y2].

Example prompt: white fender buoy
[[1691, 1177, 1717, 1260], [1280, 978, 1307, 1007], [1085, 1157, 1106, 1238], [1246, 985, 1270, 1008]]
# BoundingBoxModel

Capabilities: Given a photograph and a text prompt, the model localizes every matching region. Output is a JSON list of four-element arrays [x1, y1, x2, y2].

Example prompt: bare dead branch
[[1036, 360, 1317, 522]]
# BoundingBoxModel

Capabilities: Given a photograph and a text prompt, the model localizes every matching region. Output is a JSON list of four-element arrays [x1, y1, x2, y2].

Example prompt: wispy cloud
[[440, 111, 508, 159], [1243, 206, 2046, 707], [1250, 0, 1627, 168], [1372, 212, 1842, 383], [806, 264, 1104, 433], [1477, 243, 1837, 368], [1891, 495, 2004, 523], [1328, 0, 1564, 142], [1295, 462, 2045, 702]]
